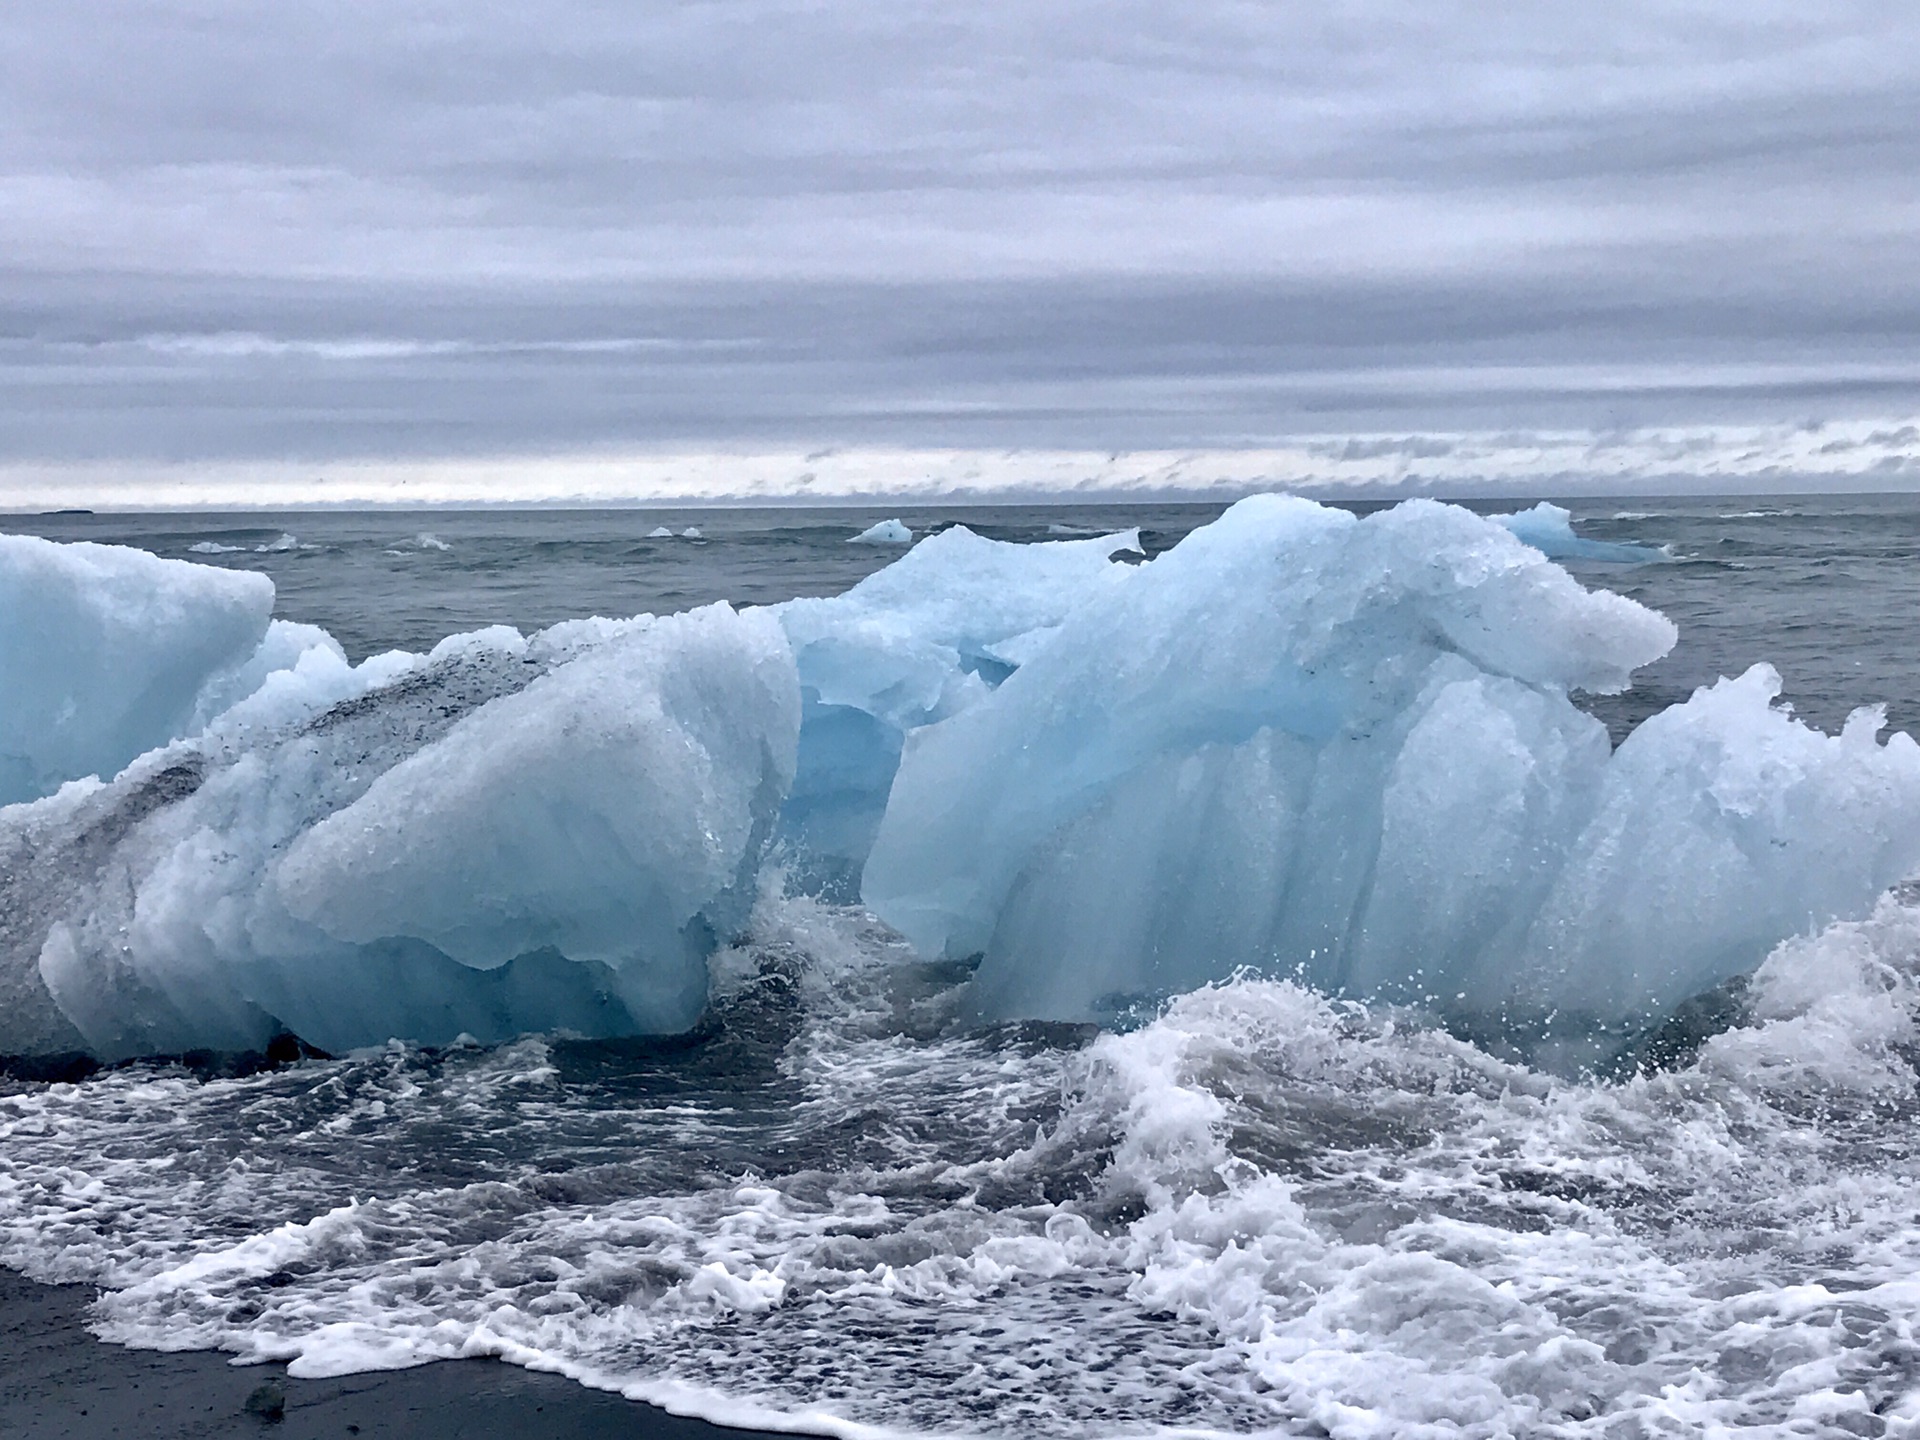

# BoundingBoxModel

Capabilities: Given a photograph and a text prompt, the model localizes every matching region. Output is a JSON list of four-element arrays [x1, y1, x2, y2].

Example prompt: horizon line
[[3, 423, 1918, 511]]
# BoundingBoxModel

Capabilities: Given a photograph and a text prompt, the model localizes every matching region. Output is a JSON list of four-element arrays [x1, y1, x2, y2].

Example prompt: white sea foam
[[6, 891, 1920, 1435]]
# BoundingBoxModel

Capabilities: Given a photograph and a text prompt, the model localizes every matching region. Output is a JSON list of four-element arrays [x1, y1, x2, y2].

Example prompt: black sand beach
[[0, 1269, 786, 1440]]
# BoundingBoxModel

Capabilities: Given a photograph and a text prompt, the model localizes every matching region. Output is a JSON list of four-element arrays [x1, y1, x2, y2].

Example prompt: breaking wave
[[5, 889, 1920, 1435]]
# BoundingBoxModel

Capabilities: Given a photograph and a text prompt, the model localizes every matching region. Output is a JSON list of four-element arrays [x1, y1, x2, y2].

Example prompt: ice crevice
[[3, 498, 1919, 1061]]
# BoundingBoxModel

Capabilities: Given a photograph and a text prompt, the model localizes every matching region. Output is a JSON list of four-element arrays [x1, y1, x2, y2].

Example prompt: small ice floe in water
[[414, 533, 451, 552], [681, 527, 704, 539], [646, 526, 675, 538], [1046, 523, 1099, 536], [849, 518, 912, 545], [255, 532, 302, 553], [188, 540, 247, 555], [1493, 502, 1664, 563]]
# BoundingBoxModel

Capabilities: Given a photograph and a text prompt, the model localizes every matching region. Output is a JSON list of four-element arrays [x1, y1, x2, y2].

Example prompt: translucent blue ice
[[1494, 501, 1666, 563], [6, 500, 1920, 1059], [5, 604, 797, 1058], [771, 523, 1140, 893], [0, 535, 276, 805], [863, 496, 1920, 1028]]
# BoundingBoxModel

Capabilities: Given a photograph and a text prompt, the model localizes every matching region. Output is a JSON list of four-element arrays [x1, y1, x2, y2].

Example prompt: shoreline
[[0, 1268, 790, 1440]]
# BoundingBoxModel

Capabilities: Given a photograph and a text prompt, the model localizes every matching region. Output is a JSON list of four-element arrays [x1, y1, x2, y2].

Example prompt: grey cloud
[[0, 3, 1917, 479]]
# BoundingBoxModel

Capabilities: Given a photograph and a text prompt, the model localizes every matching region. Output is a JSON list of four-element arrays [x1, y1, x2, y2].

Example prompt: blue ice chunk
[[860, 495, 1920, 1028], [10, 604, 798, 1059], [1494, 502, 1665, 564], [0, 536, 274, 805], [771, 524, 1141, 880]]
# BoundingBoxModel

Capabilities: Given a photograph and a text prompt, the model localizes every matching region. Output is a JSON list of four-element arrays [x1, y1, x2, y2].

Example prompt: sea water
[[5, 496, 1920, 1437]]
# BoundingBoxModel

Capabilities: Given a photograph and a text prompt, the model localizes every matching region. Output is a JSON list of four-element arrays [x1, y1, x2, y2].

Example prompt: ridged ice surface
[[867, 498, 1920, 1034]]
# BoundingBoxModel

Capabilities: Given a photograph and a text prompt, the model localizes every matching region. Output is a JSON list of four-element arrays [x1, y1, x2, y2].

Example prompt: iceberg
[[849, 518, 912, 545], [862, 496, 1920, 1031], [1494, 502, 1664, 564], [0, 535, 275, 806], [1, 603, 797, 1060], [7, 498, 1920, 1062]]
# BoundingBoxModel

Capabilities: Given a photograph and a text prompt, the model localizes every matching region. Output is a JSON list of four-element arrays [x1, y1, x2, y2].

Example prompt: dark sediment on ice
[[0, 1268, 785, 1440]]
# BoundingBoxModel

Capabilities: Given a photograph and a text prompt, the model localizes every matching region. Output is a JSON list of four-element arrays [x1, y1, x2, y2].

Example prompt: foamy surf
[[4, 890, 1920, 1435]]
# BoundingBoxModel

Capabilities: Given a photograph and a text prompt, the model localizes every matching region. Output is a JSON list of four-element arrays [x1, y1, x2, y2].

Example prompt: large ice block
[[1, 604, 798, 1059], [863, 496, 1920, 1028]]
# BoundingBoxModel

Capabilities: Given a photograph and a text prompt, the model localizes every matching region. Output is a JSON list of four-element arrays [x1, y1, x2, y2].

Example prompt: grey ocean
[[6, 496, 1920, 1437]]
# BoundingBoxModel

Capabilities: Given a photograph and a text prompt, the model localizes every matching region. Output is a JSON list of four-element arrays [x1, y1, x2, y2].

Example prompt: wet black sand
[[1, 1269, 789, 1440]]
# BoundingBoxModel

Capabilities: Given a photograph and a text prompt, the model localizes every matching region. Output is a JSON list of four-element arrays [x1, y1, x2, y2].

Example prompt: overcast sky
[[4, 2, 1918, 502]]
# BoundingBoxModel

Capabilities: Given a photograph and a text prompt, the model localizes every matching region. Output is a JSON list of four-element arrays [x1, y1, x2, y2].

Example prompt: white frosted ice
[[777, 522, 1141, 730], [3, 603, 797, 1058], [681, 526, 704, 539], [863, 495, 1920, 1029], [275, 604, 796, 1016], [184, 620, 349, 735], [647, 525, 675, 538], [1508, 665, 1920, 1020], [0, 534, 274, 805], [848, 518, 911, 545]]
